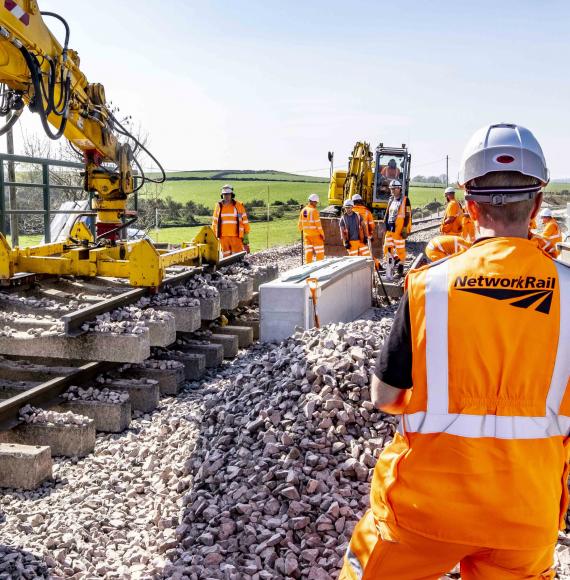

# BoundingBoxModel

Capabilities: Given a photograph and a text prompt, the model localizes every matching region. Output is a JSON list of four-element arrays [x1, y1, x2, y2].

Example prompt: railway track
[[0, 255, 278, 488]]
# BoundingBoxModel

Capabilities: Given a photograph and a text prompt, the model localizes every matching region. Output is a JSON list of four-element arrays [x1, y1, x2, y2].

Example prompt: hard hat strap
[[465, 185, 541, 206]]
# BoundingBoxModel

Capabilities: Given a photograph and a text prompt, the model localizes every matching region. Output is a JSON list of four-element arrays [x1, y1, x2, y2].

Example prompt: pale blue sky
[[5, 0, 570, 179]]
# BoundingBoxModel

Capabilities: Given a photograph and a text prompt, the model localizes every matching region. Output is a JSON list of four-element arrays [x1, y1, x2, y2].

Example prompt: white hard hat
[[458, 123, 549, 205], [343, 199, 354, 208], [352, 194, 362, 201], [308, 193, 319, 202], [221, 184, 234, 194], [444, 187, 456, 195], [389, 179, 402, 188], [539, 208, 553, 218]]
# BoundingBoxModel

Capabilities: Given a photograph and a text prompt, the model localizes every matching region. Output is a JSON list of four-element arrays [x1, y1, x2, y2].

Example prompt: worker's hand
[[344, 241, 350, 249], [242, 233, 250, 245], [244, 244, 251, 254]]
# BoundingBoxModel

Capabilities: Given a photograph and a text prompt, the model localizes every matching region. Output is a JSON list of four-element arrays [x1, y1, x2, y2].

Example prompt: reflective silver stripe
[[345, 545, 364, 579], [425, 262, 449, 414], [404, 411, 570, 439], [546, 262, 570, 415]]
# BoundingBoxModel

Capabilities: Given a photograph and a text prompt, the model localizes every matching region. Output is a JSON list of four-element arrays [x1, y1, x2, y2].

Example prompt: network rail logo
[[453, 276, 556, 314]]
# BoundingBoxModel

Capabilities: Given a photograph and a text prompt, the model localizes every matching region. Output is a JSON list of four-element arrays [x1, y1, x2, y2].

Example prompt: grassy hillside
[[151, 170, 328, 183]]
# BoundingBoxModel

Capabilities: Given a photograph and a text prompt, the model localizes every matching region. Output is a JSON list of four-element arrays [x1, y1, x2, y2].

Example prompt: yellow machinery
[[0, 1, 220, 287], [322, 141, 411, 256]]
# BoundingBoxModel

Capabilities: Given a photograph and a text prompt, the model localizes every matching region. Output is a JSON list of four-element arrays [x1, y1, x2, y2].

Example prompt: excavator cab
[[372, 145, 411, 219]]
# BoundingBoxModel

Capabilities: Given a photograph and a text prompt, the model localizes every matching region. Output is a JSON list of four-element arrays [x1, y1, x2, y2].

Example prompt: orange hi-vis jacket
[[212, 200, 250, 239], [353, 205, 376, 239], [298, 205, 324, 239], [425, 234, 471, 262], [371, 238, 570, 550], [440, 199, 463, 235], [538, 219, 563, 258]]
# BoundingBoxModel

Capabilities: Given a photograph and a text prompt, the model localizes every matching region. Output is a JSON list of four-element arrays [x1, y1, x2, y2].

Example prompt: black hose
[[18, 45, 68, 140], [40, 12, 70, 61], [0, 108, 22, 136], [95, 216, 138, 241]]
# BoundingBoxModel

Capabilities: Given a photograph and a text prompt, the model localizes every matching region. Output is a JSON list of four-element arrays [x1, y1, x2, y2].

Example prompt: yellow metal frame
[[0, 226, 221, 288]]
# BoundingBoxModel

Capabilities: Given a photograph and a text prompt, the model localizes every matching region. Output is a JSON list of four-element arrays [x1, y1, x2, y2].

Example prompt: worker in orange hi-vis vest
[[298, 193, 325, 263], [461, 208, 476, 242], [211, 184, 250, 257], [535, 207, 562, 258], [339, 199, 370, 256], [351, 194, 376, 242], [425, 234, 471, 262], [340, 123, 569, 580], [440, 186, 464, 235], [381, 158, 401, 180], [383, 179, 411, 276]]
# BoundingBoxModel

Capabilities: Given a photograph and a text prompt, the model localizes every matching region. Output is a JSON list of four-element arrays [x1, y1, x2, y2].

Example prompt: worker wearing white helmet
[[341, 123, 569, 580], [211, 184, 251, 257], [298, 193, 325, 263], [382, 179, 411, 276], [351, 194, 376, 241], [339, 199, 370, 257], [440, 186, 464, 236], [534, 207, 562, 257]]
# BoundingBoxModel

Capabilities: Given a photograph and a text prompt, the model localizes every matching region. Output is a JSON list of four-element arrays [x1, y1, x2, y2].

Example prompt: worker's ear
[[529, 192, 543, 220], [466, 200, 478, 221]]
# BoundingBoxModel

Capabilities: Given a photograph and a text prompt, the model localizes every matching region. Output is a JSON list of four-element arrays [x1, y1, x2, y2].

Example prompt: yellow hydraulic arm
[[0, 0, 220, 287]]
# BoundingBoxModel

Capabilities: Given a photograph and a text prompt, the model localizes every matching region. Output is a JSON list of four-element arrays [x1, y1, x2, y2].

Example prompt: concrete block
[[146, 317, 176, 347], [0, 420, 96, 458], [108, 380, 160, 413], [52, 400, 131, 433], [0, 443, 52, 490], [167, 352, 206, 380], [253, 266, 280, 291], [0, 360, 75, 383], [122, 365, 186, 396], [199, 296, 221, 321], [260, 257, 373, 343], [0, 380, 40, 399], [161, 305, 201, 333], [233, 318, 260, 340], [235, 278, 254, 304], [218, 286, 239, 311], [213, 325, 253, 348], [210, 333, 239, 358], [177, 341, 223, 368], [0, 331, 150, 363]]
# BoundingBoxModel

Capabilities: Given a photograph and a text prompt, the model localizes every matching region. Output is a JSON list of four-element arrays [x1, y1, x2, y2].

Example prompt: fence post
[[42, 163, 51, 243], [266, 185, 270, 249]]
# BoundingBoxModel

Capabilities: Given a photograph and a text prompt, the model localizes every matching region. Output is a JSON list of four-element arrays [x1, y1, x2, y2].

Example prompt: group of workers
[[427, 184, 562, 262]]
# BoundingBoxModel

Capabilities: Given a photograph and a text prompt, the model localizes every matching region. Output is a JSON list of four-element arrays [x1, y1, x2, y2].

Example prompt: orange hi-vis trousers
[[220, 236, 244, 257], [383, 231, 406, 261], [347, 240, 370, 257], [304, 234, 324, 263], [340, 510, 555, 580]]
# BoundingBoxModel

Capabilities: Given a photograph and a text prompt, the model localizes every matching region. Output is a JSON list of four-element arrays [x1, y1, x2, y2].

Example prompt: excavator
[[0, 0, 220, 288], [322, 141, 411, 257]]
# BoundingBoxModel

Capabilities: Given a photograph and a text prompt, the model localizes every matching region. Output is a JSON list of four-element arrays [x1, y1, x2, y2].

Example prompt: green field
[[150, 170, 328, 183]]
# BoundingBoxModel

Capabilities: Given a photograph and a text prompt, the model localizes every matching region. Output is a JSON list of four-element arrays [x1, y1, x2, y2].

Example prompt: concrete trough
[[0, 331, 150, 363], [218, 286, 239, 311], [52, 400, 131, 433], [260, 257, 373, 343], [0, 443, 52, 490], [0, 419, 96, 458], [198, 296, 221, 321], [160, 305, 201, 333]]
